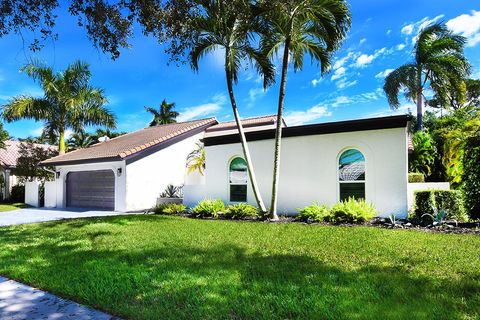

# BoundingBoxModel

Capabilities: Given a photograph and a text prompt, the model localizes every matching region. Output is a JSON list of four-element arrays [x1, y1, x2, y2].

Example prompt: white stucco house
[[40, 118, 217, 211], [184, 114, 413, 217]]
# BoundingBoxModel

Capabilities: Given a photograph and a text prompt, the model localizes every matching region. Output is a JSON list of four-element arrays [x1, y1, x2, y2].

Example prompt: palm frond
[[383, 64, 418, 108]]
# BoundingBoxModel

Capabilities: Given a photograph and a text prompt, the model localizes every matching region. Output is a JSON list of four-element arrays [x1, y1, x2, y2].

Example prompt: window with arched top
[[229, 157, 247, 202], [338, 149, 365, 201]]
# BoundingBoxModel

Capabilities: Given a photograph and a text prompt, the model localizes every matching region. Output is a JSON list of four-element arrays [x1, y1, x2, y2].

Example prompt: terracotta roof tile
[[41, 118, 217, 166], [0, 140, 57, 168], [206, 115, 280, 132]]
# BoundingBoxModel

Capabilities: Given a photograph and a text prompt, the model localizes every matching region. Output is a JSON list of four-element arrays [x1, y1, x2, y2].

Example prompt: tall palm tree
[[189, 0, 275, 214], [67, 131, 95, 150], [1, 60, 116, 154], [145, 99, 179, 126], [93, 128, 126, 142], [260, 0, 351, 219], [384, 22, 470, 131]]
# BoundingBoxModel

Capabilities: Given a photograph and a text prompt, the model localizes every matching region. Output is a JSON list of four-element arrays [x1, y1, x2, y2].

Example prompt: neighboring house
[[184, 114, 413, 217], [40, 118, 217, 211], [0, 140, 55, 200]]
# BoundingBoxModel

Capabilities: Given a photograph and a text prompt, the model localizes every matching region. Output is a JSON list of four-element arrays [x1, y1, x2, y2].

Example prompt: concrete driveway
[[0, 207, 131, 227]]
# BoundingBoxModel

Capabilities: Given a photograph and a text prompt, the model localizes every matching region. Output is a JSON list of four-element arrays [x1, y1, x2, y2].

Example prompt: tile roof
[[41, 118, 217, 166], [0, 140, 57, 169], [204, 115, 286, 138]]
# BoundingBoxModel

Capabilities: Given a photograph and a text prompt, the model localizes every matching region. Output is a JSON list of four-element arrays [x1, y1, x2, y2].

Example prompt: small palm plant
[[1, 60, 116, 154], [186, 142, 206, 175], [145, 99, 179, 126]]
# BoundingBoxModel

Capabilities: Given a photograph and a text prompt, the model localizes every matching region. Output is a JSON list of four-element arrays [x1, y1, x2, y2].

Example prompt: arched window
[[229, 157, 247, 202], [338, 149, 365, 201]]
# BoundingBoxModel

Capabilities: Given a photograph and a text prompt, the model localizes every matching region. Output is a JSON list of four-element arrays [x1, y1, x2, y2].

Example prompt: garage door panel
[[66, 170, 115, 210]]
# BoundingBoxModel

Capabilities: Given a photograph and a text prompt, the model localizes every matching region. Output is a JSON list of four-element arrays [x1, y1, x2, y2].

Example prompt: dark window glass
[[230, 185, 247, 202], [340, 183, 365, 201]]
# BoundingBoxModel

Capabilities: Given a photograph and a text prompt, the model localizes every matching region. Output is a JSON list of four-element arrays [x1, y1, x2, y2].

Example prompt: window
[[338, 149, 365, 201], [229, 157, 247, 202]]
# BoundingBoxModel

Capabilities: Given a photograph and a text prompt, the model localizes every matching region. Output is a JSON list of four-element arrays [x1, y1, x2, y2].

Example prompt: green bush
[[223, 203, 258, 219], [152, 203, 187, 215], [330, 198, 377, 223], [413, 190, 467, 221], [463, 135, 480, 220], [9, 185, 25, 203], [408, 172, 425, 183], [192, 199, 225, 218], [296, 203, 330, 222]]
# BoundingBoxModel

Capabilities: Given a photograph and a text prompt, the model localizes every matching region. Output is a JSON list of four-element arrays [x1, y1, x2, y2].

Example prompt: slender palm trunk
[[416, 91, 423, 131], [225, 59, 267, 214], [269, 38, 291, 220], [59, 127, 66, 154]]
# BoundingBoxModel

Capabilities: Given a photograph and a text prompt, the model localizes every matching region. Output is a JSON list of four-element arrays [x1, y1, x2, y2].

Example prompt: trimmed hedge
[[413, 190, 467, 221], [408, 172, 425, 183], [463, 135, 480, 220]]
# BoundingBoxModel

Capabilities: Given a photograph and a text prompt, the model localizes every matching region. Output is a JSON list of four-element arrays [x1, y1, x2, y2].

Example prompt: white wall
[[25, 180, 40, 207], [125, 132, 204, 211], [407, 182, 450, 210], [54, 161, 126, 211], [44, 181, 57, 208], [184, 127, 409, 217]]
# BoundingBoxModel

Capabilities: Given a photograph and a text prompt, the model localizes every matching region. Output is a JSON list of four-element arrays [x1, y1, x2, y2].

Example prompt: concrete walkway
[[0, 208, 132, 227], [0, 276, 119, 319]]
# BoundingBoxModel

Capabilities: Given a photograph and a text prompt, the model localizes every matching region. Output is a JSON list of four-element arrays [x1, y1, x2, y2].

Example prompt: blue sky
[[0, 0, 479, 138]]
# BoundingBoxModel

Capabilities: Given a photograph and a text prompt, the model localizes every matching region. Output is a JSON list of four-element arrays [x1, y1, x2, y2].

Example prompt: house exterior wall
[[53, 161, 126, 211], [124, 132, 204, 211], [184, 127, 409, 217]]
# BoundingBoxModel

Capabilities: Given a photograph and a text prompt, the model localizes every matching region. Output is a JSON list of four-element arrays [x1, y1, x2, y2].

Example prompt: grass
[[0, 202, 30, 212], [0, 215, 479, 319]]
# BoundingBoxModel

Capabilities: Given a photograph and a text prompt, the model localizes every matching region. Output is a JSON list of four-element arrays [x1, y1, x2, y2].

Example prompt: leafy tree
[[1, 60, 116, 154], [428, 78, 480, 112], [384, 22, 470, 131], [67, 131, 96, 150], [409, 131, 437, 177], [186, 142, 206, 175], [145, 99, 179, 126], [0, 123, 9, 149], [260, 0, 351, 219], [93, 128, 126, 142], [14, 142, 58, 183], [463, 134, 480, 220], [189, 0, 276, 214]]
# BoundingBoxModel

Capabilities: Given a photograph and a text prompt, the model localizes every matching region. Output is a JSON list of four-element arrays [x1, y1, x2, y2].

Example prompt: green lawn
[[0, 215, 479, 319], [0, 202, 30, 212]]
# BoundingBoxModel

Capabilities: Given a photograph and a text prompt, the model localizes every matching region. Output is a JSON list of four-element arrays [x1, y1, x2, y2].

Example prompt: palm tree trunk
[[59, 128, 66, 154], [416, 91, 423, 131], [225, 55, 267, 214], [269, 38, 291, 220]]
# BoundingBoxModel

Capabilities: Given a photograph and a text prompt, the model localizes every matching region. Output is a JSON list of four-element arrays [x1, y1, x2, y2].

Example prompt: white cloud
[[375, 68, 394, 79], [177, 94, 226, 122], [401, 24, 414, 35], [311, 78, 323, 87], [331, 67, 346, 81], [386, 29, 392, 35], [354, 54, 376, 67], [446, 10, 480, 47], [359, 38, 367, 45], [336, 79, 357, 89], [367, 103, 414, 118], [331, 96, 351, 107], [247, 87, 268, 107], [396, 43, 406, 51], [402, 15, 445, 44], [333, 52, 355, 70], [284, 105, 332, 126]]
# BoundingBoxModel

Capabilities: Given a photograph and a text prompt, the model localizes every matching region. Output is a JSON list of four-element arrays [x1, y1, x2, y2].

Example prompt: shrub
[[463, 135, 480, 220], [408, 172, 425, 183], [330, 198, 377, 223], [152, 203, 187, 215], [413, 190, 467, 222], [9, 185, 25, 203], [192, 199, 225, 218], [296, 203, 330, 222], [223, 203, 258, 219]]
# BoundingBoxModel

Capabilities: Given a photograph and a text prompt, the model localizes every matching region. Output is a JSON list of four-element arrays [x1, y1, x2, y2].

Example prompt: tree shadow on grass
[[0, 219, 478, 320]]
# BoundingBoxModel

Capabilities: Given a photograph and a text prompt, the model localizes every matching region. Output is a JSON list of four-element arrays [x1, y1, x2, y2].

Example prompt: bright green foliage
[[153, 203, 187, 215], [463, 134, 480, 220], [296, 203, 331, 222], [408, 172, 425, 183], [330, 198, 377, 223], [409, 131, 437, 177], [192, 199, 225, 218], [413, 190, 467, 222], [0, 215, 479, 319], [223, 203, 258, 219]]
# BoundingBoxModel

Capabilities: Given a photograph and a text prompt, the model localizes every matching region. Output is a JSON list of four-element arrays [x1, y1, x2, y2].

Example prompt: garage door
[[66, 170, 115, 210]]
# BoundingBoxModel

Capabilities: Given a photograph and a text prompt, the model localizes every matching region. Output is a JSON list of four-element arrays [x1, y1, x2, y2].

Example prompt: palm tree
[[187, 142, 206, 175], [145, 99, 179, 126], [1, 60, 116, 154], [189, 0, 276, 214], [67, 131, 95, 150], [260, 0, 351, 219], [93, 128, 126, 142], [384, 22, 470, 131]]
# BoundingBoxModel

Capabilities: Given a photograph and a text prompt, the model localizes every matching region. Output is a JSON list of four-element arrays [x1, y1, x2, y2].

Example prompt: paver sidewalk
[[0, 276, 119, 319]]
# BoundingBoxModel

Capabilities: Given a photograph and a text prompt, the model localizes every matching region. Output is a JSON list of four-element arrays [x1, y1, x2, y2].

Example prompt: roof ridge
[[218, 114, 277, 124]]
